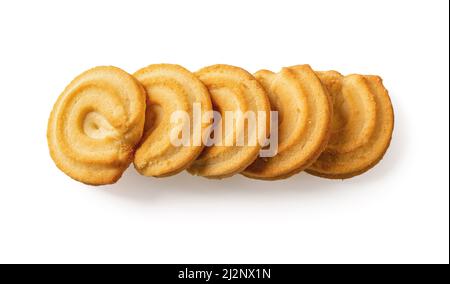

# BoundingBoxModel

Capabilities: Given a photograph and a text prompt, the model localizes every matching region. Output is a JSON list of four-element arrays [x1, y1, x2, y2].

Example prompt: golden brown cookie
[[188, 64, 271, 178], [306, 72, 394, 179], [133, 64, 213, 177], [47, 66, 147, 185], [243, 65, 333, 180]]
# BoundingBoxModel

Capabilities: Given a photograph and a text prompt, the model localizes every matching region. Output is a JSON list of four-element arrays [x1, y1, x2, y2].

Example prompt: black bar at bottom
[[160, 265, 295, 282]]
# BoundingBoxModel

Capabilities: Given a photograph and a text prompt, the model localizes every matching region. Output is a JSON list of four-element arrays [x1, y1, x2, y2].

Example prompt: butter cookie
[[243, 65, 333, 180], [307, 73, 394, 179], [133, 64, 213, 177], [47, 66, 146, 185], [188, 64, 271, 178]]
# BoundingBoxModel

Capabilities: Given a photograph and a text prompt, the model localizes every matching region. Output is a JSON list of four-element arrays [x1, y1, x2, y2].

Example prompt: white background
[[0, 0, 448, 264]]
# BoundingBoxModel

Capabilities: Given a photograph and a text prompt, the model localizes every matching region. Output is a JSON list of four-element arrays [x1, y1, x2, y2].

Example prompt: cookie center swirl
[[327, 75, 377, 154], [272, 69, 308, 153], [83, 112, 118, 139], [138, 83, 189, 160], [209, 85, 246, 147]]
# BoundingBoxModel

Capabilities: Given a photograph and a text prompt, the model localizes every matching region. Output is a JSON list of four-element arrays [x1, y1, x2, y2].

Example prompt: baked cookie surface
[[133, 64, 213, 177], [188, 64, 271, 178], [243, 65, 333, 180], [47, 66, 146, 185], [307, 73, 394, 179]]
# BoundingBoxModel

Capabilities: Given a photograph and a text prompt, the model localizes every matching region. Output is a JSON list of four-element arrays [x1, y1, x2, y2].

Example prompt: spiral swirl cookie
[[47, 66, 147, 185], [188, 64, 271, 178], [243, 65, 333, 180], [133, 64, 213, 177], [307, 72, 394, 179]]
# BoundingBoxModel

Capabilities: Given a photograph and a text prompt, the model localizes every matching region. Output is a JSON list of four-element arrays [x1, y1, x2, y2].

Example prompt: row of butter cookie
[[47, 64, 394, 185], [246, 68, 395, 180]]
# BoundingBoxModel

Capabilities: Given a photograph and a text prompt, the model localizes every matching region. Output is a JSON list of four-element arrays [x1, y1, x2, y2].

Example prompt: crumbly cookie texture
[[47, 66, 146, 185], [306, 73, 394, 179], [188, 64, 271, 179], [133, 64, 213, 177], [242, 65, 333, 180]]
